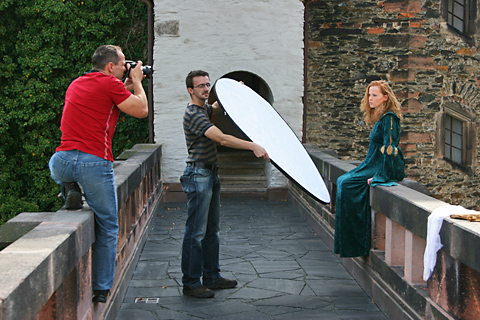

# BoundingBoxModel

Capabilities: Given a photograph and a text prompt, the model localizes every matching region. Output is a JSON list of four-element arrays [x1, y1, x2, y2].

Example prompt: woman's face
[[368, 86, 388, 109]]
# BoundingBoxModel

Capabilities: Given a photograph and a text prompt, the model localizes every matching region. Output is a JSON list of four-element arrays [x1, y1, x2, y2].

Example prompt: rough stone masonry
[[304, 0, 480, 210]]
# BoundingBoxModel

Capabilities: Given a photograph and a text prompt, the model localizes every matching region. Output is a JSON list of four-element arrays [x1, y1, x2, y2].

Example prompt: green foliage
[[0, 0, 149, 225]]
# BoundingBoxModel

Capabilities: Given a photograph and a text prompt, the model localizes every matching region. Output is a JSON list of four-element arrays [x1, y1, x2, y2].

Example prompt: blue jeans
[[180, 163, 221, 288], [49, 150, 118, 291]]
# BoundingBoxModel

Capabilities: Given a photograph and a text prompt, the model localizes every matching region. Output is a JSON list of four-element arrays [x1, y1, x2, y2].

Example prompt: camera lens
[[123, 60, 152, 79], [142, 66, 152, 79]]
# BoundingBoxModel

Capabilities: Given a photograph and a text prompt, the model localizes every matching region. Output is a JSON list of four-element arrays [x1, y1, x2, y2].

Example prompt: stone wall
[[305, 0, 480, 210]]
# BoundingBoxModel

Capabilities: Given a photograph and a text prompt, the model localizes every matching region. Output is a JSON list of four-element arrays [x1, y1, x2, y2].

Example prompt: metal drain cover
[[134, 297, 160, 304]]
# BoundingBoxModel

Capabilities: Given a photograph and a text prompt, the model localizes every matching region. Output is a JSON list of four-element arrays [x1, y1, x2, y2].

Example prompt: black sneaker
[[64, 182, 83, 210], [204, 278, 238, 290], [92, 289, 109, 303], [183, 285, 214, 298]]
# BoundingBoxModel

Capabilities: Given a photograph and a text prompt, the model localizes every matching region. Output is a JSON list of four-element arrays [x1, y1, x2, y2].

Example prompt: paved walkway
[[116, 198, 387, 320]]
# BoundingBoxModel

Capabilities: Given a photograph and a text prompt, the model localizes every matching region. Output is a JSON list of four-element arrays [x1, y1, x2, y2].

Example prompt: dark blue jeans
[[180, 163, 221, 288]]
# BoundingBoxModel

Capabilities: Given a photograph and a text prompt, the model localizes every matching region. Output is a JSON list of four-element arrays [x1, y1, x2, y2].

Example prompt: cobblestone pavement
[[116, 197, 387, 320]]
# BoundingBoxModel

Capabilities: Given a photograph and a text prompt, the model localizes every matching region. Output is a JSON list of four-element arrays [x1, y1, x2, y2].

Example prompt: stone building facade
[[304, 0, 480, 209]]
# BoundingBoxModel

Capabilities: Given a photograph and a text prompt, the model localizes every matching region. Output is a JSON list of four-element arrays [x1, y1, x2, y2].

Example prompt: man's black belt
[[187, 162, 219, 171]]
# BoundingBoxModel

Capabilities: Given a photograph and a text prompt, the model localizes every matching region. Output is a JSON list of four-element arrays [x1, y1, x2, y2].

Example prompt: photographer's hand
[[124, 61, 145, 91], [130, 61, 144, 81], [118, 60, 148, 118]]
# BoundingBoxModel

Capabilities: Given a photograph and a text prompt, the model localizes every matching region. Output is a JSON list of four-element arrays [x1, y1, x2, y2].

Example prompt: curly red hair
[[360, 80, 402, 125]]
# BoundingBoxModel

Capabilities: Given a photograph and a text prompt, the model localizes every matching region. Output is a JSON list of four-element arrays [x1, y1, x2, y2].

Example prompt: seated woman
[[334, 80, 406, 258]]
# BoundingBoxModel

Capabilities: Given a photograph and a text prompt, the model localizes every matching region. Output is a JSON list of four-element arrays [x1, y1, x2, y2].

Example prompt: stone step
[[217, 149, 264, 163], [220, 174, 267, 186], [220, 186, 268, 193], [218, 163, 265, 175], [218, 149, 267, 193]]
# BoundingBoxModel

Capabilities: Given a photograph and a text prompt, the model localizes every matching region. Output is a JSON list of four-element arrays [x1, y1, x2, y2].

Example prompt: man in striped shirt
[[181, 70, 269, 298]]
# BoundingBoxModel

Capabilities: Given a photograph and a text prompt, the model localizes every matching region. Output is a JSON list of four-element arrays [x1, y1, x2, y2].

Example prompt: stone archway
[[209, 71, 274, 141], [209, 71, 274, 195]]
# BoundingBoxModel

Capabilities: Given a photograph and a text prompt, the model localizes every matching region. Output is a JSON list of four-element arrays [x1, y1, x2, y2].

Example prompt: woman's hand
[[367, 178, 373, 186]]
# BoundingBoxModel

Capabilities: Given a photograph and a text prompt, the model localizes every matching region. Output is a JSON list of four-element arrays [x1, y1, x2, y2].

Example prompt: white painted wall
[[153, 0, 305, 187]]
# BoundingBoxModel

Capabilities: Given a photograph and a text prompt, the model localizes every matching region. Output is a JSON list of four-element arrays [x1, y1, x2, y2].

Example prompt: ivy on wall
[[0, 0, 149, 224]]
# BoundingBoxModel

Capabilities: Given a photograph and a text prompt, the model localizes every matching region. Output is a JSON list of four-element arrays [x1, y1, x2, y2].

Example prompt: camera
[[124, 60, 152, 80]]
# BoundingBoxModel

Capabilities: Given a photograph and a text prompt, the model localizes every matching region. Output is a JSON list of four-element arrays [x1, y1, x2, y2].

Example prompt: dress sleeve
[[371, 113, 405, 187]]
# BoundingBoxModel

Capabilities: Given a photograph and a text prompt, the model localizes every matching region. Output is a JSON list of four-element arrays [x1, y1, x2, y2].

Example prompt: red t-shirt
[[56, 72, 132, 161]]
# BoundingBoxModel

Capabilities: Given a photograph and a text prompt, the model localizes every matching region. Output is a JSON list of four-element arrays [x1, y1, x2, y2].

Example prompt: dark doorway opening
[[209, 71, 274, 195], [209, 71, 274, 144]]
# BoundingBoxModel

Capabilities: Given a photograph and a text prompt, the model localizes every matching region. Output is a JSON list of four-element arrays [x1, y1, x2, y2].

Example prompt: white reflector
[[214, 78, 330, 203]]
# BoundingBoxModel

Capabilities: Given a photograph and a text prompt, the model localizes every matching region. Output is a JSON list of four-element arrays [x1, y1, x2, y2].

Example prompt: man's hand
[[118, 60, 148, 118], [124, 61, 145, 91], [212, 101, 223, 115], [252, 143, 270, 162], [129, 61, 144, 81]]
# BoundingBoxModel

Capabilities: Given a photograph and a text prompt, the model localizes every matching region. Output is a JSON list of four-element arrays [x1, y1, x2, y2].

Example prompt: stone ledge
[[306, 146, 480, 272], [440, 217, 480, 274], [310, 144, 480, 275], [0, 144, 163, 320], [114, 144, 162, 208], [0, 222, 38, 251], [371, 183, 480, 275], [300, 146, 479, 319], [0, 211, 94, 320], [371, 183, 437, 239]]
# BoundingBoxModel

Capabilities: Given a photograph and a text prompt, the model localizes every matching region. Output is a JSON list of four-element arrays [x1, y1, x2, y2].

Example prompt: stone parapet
[[0, 211, 95, 320], [0, 144, 163, 320], [290, 145, 480, 320]]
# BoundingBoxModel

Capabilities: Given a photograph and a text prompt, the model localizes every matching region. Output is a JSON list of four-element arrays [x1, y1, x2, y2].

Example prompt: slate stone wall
[[305, 0, 480, 209]]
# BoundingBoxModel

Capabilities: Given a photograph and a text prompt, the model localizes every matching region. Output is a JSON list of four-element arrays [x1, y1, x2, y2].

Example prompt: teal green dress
[[334, 112, 405, 257]]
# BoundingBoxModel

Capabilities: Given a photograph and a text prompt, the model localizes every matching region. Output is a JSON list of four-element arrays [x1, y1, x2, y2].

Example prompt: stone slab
[[117, 198, 387, 319]]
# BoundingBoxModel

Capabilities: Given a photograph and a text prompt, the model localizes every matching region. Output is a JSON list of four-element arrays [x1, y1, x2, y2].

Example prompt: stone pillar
[[385, 218, 405, 267], [404, 230, 425, 284]]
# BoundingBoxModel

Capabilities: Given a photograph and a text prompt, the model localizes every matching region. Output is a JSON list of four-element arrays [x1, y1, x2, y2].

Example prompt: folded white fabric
[[423, 205, 475, 281]]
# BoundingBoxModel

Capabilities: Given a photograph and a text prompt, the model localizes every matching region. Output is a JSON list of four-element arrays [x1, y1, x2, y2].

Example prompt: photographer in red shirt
[[49, 45, 148, 303]]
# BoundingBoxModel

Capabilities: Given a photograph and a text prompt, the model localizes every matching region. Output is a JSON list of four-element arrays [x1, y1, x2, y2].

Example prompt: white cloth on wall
[[423, 205, 475, 281]]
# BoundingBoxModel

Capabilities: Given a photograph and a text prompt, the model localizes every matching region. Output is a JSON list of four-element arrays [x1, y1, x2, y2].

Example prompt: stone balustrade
[[289, 145, 480, 320], [0, 144, 163, 320]]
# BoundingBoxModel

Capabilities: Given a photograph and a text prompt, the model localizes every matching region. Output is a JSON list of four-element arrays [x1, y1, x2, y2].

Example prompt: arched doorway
[[209, 71, 274, 195], [209, 71, 274, 141]]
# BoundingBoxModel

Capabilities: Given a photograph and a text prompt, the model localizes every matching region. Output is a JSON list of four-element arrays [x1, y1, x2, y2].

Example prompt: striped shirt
[[183, 103, 217, 164]]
